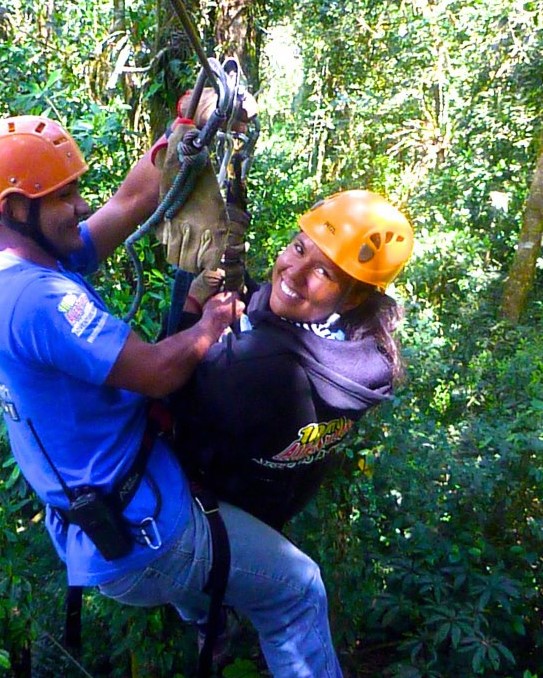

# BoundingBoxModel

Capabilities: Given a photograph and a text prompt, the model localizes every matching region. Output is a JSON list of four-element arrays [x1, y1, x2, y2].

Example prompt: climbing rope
[[122, 0, 259, 322], [123, 130, 209, 322]]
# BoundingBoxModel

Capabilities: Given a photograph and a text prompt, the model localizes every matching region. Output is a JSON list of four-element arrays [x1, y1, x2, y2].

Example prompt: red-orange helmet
[[299, 189, 414, 290], [0, 115, 88, 201]]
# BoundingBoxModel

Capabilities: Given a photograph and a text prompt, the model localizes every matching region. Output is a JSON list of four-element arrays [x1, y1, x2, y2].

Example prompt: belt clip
[[140, 517, 162, 550], [194, 496, 219, 516]]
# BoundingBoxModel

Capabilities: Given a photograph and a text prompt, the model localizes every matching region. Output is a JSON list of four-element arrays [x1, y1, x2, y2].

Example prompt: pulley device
[[123, 0, 259, 323]]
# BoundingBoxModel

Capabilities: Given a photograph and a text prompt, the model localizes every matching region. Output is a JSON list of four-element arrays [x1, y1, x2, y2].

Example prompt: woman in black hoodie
[[173, 189, 414, 531]]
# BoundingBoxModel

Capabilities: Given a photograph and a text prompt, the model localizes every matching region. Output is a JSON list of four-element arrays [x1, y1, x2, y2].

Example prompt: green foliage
[[248, 129, 316, 273], [1, 0, 543, 675], [0, 439, 40, 674], [223, 658, 262, 677], [288, 297, 543, 677], [0, 649, 10, 670]]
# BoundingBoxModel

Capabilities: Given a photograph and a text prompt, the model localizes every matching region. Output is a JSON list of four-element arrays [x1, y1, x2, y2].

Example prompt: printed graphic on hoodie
[[254, 416, 354, 469]]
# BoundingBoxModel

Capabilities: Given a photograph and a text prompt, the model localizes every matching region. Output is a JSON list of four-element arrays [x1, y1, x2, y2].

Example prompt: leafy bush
[[288, 289, 543, 677], [1, 1, 543, 676]]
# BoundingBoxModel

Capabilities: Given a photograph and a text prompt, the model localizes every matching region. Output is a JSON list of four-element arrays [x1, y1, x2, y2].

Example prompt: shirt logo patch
[[253, 416, 354, 469], [58, 292, 98, 338], [0, 383, 20, 422]]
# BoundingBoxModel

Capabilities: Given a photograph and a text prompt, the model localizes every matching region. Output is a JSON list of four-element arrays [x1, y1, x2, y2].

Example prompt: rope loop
[[178, 128, 202, 157], [123, 137, 210, 323]]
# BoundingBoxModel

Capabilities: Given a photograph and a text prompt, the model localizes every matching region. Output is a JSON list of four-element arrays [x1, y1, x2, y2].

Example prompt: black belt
[[62, 424, 155, 519]]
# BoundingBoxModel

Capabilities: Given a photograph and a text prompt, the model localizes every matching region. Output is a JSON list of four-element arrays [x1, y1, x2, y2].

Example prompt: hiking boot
[[197, 606, 241, 668]]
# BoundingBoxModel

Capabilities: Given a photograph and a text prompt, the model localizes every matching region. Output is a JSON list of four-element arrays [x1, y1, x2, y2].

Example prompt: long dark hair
[[340, 284, 405, 382]]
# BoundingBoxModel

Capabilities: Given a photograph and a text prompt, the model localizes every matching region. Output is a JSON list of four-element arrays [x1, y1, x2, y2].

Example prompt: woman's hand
[[185, 269, 225, 313]]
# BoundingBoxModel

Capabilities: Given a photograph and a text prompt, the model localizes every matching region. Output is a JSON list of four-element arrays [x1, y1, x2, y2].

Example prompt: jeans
[[99, 500, 343, 678]]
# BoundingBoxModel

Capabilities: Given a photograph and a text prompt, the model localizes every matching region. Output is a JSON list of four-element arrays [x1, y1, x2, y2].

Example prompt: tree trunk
[[500, 147, 543, 322], [113, 0, 126, 33], [147, 0, 195, 139], [214, 0, 260, 89]]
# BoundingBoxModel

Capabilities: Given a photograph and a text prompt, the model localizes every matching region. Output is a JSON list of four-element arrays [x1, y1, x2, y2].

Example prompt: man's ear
[[2, 193, 30, 223]]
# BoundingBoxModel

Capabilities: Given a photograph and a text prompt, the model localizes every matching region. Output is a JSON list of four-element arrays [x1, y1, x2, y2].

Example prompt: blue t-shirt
[[0, 223, 190, 585]]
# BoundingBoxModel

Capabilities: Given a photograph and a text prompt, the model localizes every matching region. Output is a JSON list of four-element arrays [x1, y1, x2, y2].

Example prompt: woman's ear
[[339, 282, 372, 313]]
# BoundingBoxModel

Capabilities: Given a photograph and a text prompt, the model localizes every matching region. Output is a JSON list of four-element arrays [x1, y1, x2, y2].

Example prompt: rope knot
[[178, 128, 202, 157]]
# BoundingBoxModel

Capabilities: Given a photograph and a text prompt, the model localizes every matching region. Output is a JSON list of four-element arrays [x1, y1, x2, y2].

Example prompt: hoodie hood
[[246, 283, 392, 414]]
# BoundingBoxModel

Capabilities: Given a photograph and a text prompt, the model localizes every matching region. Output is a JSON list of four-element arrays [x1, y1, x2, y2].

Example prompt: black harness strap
[[163, 269, 232, 677], [167, 268, 194, 336], [63, 409, 161, 654], [191, 483, 231, 677], [64, 585, 83, 652]]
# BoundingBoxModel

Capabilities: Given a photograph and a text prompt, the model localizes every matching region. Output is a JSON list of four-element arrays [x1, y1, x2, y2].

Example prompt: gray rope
[[123, 131, 209, 323]]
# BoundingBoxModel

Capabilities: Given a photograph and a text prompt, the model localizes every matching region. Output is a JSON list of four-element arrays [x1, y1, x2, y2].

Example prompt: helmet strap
[[336, 280, 358, 314], [2, 197, 63, 261]]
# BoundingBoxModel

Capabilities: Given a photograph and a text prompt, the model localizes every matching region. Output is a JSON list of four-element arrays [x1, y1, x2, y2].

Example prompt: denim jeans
[[99, 500, 343, 677]]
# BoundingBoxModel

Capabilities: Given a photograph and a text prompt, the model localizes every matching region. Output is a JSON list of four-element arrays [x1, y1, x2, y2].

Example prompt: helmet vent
[[358, 244, 375, 262], [370, 233, 381, 249], [35, 121, 46, 134], [53, 135, 68, 146], [385, 231, 394, 243], [8, 122, 15, 133]]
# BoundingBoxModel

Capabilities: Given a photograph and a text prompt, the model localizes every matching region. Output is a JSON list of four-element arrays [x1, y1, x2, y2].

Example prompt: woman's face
[[270, 231, 364, 322]]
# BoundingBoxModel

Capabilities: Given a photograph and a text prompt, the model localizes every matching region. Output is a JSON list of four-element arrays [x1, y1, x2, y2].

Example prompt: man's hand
[[177, 87, 258, 132], [200, 291, 244, 336], [153, 122, 229, 273], [106, 291, 244, 399]]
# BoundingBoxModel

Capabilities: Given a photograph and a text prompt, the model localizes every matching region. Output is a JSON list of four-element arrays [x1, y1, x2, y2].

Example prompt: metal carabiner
[[139, 516, 163, 550], [194, 57, 238, 150]]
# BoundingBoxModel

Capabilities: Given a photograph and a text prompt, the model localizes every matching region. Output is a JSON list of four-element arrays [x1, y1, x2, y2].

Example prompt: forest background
[[1, 1, 543, 677]]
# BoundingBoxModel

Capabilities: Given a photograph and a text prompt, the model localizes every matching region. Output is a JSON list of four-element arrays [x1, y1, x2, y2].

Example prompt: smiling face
[[270, 231, 369, 323], [37, 181, 90, 257], [6, 180, 91, 261]]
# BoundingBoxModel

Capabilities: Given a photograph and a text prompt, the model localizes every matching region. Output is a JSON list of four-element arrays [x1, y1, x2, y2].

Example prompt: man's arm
[[85, 86, 258, 263], [106, 292, 243, 399], [87, 148, 162, 262]]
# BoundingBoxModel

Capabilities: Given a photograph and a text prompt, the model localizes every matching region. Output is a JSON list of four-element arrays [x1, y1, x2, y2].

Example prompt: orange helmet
[[0, 115, 88, 201], [299, 189, 414, 290]]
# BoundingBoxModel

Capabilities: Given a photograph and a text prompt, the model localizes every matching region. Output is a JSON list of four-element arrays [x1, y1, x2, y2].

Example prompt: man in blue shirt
[[0, 115, 343, 677]]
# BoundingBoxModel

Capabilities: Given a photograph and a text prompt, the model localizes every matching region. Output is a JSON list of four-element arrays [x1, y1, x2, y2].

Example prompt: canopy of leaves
[[1, 0, 543, 676]]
